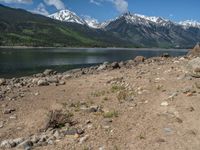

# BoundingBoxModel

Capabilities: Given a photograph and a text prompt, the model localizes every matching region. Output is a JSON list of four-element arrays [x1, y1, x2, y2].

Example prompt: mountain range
[[0, 4, 200, 48]]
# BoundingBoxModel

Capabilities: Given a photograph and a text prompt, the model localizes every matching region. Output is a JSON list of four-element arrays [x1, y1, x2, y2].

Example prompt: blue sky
[[0, 0, 199, 22]]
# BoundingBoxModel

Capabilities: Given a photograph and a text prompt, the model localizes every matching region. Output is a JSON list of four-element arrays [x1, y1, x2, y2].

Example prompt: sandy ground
[[0, 56, 200, 150]]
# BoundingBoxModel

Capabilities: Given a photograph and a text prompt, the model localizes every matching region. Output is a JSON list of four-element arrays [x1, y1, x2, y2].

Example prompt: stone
[[0, 78, 6, 86], [161, 53, 170, 58], [97, 64, 107, 71], [161, 101, 169, 106], [31, 135, 40, 144], [0, 140, 16, 148], [187, 43, 200, 57], [59, 80, 65, 85], [134, 56, 145, 63], [9, 114, 17, 119], [79, 135, 89, 144], [13, 138, 24, 145], [53, 130, 60, 139], [186, 57, 200, 78], [0, 121, 3, 128], [37, 79, 49, 86], [89, 105, 99, 112], [43, 69, 54, 76], [62, 74, 72, 80], [111, 62, 120, 69], [164, 128, 173, 134], [47, 78, 58, 84], [3, 108, 16, 114], [64, 128, 77, 135]]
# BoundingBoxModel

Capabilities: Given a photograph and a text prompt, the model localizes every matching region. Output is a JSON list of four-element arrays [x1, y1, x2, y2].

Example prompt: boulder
[[37, 79, 49, 86], [134, 56, 145, 63], [161, 53, 170, 58], [111, 62, 120, 69], [43, 69, 54, 76], [186, 57, 200, 78], [0, 78, 6, 86], [187, 43, 200, 57]]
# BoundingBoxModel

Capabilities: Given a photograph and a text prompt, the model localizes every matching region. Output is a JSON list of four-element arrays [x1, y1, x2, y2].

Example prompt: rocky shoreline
[[1, 51, 200, 149]]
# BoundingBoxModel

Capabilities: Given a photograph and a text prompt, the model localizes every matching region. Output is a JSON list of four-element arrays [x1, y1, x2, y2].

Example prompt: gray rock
[[134, 56, 145, 63], [111, 62, 120, 69], [79, 135, 89, 144], [59, 80, 65, 85], [0, 121, 3, 128], [43, 69, 54, 76], [13, 138, 24, 145], [62, 74, 72, 80], [47, 78, 58, 84], [63, 128, 77, 135], [18, 140, 33, 150], [31, 135, 40, 144], [0, 78, 6, 86], [97, 64, 107, 71], [53, 130, 60, 139], [186, 57, 200, 78], [37, 79, 49, 86], [3, 108, 16, 114], [0, 140, 16, 148]]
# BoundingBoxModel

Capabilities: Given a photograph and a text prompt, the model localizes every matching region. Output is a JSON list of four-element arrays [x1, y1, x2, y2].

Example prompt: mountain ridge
[[0, 4, 200, 48], [48, 9, 200, 30]]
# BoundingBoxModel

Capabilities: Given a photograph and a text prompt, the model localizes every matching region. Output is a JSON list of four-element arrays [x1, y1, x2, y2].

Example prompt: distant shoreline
[[0, 46, 189, 52]]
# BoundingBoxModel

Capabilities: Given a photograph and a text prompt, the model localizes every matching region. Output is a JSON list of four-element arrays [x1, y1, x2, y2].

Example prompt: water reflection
[[0, 48, 187, 78]]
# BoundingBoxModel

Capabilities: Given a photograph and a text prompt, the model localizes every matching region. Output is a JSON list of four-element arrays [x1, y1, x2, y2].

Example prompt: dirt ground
[[1, 56, 200, 150]]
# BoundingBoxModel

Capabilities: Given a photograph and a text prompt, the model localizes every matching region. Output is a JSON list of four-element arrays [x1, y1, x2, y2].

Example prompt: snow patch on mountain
[[49, 9, 86, 25], [179, 20, 200, 29]]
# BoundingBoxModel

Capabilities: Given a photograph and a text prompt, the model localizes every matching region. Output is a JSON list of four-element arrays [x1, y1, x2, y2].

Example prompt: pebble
[[0, 140, 16, 148], [161, 101, 169, 106], [0, 78, 6, 86], [164, 128, 173, 134], [3, 108, 16, 114], [79, 135, 89, 144], [37, 79, 49, 86], [9, 114, 17, 120], [18, 140, 33, 150], [0, 121, 4, 128]]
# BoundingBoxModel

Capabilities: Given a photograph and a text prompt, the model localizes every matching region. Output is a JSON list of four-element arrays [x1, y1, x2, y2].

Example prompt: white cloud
[[32, 3, 49, 16], [112, 0, 128, 13], [90, 0, 101, 6], [89, 0, 128, 13], [44, 0, 65, 10], [0, 0, 32, 3]]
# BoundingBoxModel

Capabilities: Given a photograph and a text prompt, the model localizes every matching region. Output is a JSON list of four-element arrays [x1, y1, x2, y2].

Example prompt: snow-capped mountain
[[135, 14, 173, 26], [49, 9, 200, 30], [49, 9, 86, 25], [83, 16, 101, 28], [47, 9, 200, 48], [109, 12, 174, 28], [179, 20, 200, 29]]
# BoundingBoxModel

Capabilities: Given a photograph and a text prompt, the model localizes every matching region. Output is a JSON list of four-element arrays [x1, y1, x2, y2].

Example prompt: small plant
[[111, 85, 125, 93], [103, 110, 119, 118], [91, 90, 106, 97], [45, 110, 73, 130], [117, 90, 128, 102], [138, 133, 146, 140], [103, 97, 109, 101]]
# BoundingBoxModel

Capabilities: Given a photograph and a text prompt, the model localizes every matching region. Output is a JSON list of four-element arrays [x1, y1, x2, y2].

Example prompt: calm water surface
[[0, 48, 188, 78]]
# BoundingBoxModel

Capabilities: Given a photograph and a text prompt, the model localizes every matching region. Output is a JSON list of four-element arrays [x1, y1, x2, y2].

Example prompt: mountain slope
[[49, 9, 86, 25], [0, 4, 129, 47], [104, 13, 200, 48]]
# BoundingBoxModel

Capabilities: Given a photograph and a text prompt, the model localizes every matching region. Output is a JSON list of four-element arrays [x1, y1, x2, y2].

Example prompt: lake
[[0, 48, 188, 78]]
